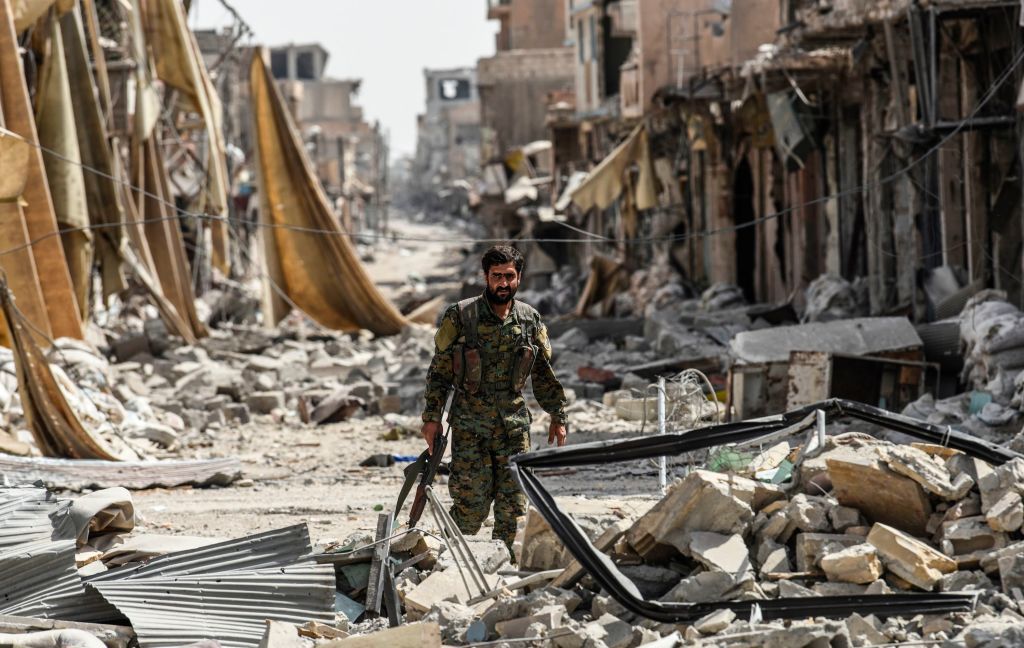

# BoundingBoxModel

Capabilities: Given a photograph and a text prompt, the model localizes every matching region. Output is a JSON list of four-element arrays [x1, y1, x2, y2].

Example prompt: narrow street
[[3, 0, 1024, 646]]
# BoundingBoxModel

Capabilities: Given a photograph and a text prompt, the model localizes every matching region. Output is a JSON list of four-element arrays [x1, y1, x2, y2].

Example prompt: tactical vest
[[451, 297, 538, 395]]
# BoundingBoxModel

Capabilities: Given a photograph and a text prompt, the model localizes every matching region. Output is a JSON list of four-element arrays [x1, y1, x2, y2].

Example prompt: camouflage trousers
[[448, 419, 530, 553]]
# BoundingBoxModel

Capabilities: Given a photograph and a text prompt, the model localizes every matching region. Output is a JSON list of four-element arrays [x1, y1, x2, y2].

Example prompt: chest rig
[[451, 297, 538, 395]]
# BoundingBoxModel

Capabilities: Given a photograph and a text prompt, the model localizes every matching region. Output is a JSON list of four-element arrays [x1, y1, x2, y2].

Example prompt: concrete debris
[[867, 523, 957, 590], [819, 543, 883, 584]]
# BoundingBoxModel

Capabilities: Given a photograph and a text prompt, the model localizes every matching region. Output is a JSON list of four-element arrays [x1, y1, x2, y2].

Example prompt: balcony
[[487, 0, 512, 20]]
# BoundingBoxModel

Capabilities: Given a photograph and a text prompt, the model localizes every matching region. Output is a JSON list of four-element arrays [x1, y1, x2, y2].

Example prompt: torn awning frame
[[510, 398, 1014, 623]]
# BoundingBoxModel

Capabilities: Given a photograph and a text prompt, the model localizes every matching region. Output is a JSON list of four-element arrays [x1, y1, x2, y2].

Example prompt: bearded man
[[420, 245, 568, 552]]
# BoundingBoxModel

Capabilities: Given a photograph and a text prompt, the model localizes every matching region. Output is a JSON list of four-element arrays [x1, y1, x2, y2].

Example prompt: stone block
[[787, 494, 833, 532], [795, 533, 862, 572], [687, 532, 753, 581], [883, 445, 970, 500], [827, 455, 933, 536], [986, 491, 1023, 533], [694, 609, 736, 635], [820, 543, 883, 584], [247, 391, 286, 415], [867, 523, 957, 591], [625, 470, 784, 561]]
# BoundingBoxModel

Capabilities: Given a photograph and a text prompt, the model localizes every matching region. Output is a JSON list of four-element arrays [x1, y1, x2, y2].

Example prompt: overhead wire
[[0, 17, 1019, 270]]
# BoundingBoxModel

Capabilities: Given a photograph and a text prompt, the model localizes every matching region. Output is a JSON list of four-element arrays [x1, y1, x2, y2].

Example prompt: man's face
[[484, 262, 520, 305]]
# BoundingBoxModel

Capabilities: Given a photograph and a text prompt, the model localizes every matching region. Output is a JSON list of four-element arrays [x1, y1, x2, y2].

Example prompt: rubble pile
[[0, 315, 437, 464]]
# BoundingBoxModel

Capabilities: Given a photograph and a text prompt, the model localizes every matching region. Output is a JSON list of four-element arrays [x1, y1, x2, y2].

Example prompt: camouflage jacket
[[422, 295, 567, 430]]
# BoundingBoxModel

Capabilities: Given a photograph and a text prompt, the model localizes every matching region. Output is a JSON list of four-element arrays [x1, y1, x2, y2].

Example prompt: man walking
[[421, 245, 568, 552]]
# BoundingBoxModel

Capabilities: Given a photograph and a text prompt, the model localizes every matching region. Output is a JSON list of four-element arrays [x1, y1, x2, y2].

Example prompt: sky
[[192, 0, 497, 160]]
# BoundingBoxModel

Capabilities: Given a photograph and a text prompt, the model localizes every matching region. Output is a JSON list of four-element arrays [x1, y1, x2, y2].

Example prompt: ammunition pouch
[[511, 344, 536, 392], [452, 343, 482, 395]]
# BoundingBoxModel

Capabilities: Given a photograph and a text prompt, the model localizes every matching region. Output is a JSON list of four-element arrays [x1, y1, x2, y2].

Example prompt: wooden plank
[[363, 512, 393, 617]]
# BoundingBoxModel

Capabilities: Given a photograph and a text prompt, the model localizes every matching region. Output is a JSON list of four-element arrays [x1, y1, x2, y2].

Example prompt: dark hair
[[481, 245, 525, 275]]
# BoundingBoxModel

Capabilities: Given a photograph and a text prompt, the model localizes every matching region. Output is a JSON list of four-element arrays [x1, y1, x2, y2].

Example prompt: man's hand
[[421, 421, 442, 455], [547, 420, 567, 447]]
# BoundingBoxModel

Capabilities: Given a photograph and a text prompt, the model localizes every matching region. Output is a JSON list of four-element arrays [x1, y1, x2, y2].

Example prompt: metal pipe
[[658, 376, 667, 493]]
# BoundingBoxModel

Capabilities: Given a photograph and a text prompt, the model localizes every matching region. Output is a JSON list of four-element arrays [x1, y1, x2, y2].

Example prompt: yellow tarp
[[132, 133, 208, 341], [146, 0, 230, 275], [571, 123, 657, 212], [10, 0, 70, 31], [35, 14, 93, 321], [250, 50, 408, 335], [1, 280, 132, 460], [0, 127, 29, 201], [0, 0, 82, 340], [61, 5, 127, 299]]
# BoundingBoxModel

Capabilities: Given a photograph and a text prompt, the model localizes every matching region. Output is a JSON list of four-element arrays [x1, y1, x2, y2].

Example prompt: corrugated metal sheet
[[68, 524, 316, 626], [0, 538, 86, 619], [0, 454, 241, 490], [0, 486, 75, 549], [89, 562, 337, 648], [88, 523, 313, 583]]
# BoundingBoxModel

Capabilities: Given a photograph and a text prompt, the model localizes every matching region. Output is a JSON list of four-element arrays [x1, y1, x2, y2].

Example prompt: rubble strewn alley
[[3, 0, 1024, 646]]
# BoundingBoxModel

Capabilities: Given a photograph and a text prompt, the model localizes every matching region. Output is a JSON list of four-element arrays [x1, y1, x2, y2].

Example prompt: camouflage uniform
[[422, 294, 567, 551]]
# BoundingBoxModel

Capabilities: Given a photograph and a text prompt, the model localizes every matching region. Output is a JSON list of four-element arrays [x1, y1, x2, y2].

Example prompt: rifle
[[394, 423, 448, 528]]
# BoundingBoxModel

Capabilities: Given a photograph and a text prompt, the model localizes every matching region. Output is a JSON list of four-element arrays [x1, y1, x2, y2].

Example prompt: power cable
[[0, 24, 1020, 264]]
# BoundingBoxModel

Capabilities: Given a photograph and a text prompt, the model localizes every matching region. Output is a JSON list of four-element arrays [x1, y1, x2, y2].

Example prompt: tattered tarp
[[130, 134, 208, 342], [9, 0, 71, 31], [730, 316, 923, 364], [510, 399, 1009, 623], [60, 5, 127, 300], [89, 563, 336, 648], [570, 123, 657, 212], [249, 50, 408, 335], [0, 127, 30, 201], [145, 0, 230, 275], [34, 13, 93, 321], [0, 453, 241, 489], [0, 284, 133, 461], [0, 0, 83, 343]]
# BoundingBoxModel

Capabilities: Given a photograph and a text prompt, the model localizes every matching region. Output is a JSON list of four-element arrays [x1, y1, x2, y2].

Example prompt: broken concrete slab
[[661, 570, 750, 603], [625, 470, 783, 561], [686, 532, 753, 581], [819, 543, 883, 584], [795, 533, 862, 572], [883, 445, 971, 500], [977, 457, 1024, 514], [941, 513, 1008, 550], [551, 520, 630, 589], [321, 622, 441, 647], [867, 523, 957, 591], [247, 391, 286, 415], [693, 608, 736, 635], [786, 494, 833, 532], [827, 455, 933, 536], [985, 491, 1023, 533], [495, 605, 564, 639], [828, 506, 864, 533], [403, 569, 499, 618], [756, 539, 792, 576]]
